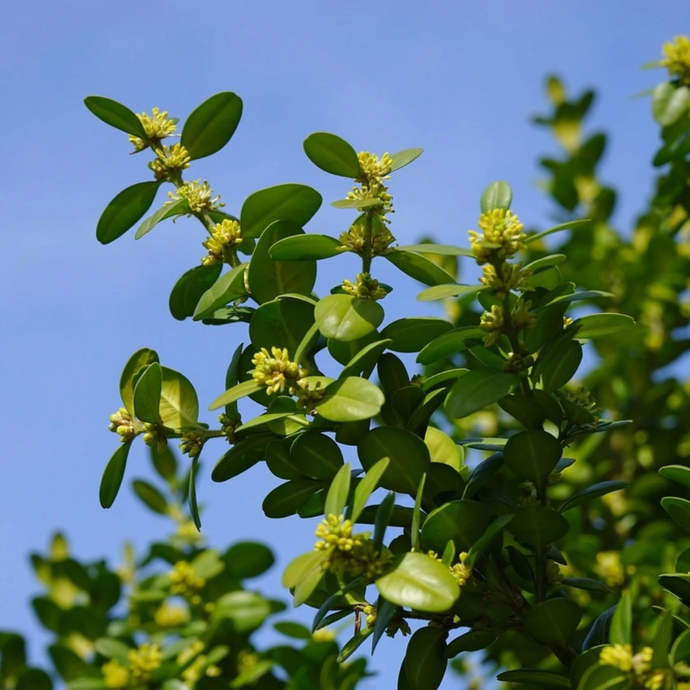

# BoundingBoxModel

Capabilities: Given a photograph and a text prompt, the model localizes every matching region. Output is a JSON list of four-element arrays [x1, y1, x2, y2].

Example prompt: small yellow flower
[[293, 378, 325, 411], [170, 560, 205, 597], [342, 272, 388, 300], [469, 209, 526, 265], [450, 552, 473, 586], [102, 659, 130, 688], [363, 604, 377, 628], [315, 514, 363, 553], [480, 262, 532, 297], [108, 407, 137, 443], [661, 35, 690, 85], [154, 602, 190, 628], [128, 643, 162, 680], [251, 347, 307, 395], [338, 219, 396, 254], [201, 219, 243, 265], [177, 640, 204, 666], [179, 432, 205, 458], [358, 151, 393, 181], [312, 628, 337, 642], [599, 643, 633, 672], [595, 551, 625, 588], [480, 305, 505, 347], [567, 385, 600, 416], [129, 107, 177, 151], [142, 423, 167, 451], [632, 646, 653, 678], [169, 180, 223, 214], [512, 300, 536, 331], [346, 151, 395, 218], [237, 649, 259, 674], [149, 143, 191, 179]]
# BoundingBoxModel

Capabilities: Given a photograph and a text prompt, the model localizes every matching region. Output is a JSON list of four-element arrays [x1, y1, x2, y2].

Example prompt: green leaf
[[135, 198, 189, 240], [96, 181, 161, 244], [282, 550, 328, 606], [331, 197, 384, 210], [16, 669, 53, 690], [416, 327, 484, 365], [509, 505, 568, 550], [385, 249, 456, 286], [496, 670, 570, 688], [416, 284, 485, 302], [169, 263, 222, 321], [503, 430, 562, 489], [262, 479, 321, 518], [523, 254, 566, 273], [424, 427, 462, 471], [610, 590, 632, 645], [375, 552, 459, 612], [315, 377, 385, 422], [381, 318, 452, 353], [652, 83, 690, 126], [562, 578, 612, 594], [358, 427, 430, 494], [480, 181, 512, 212], [671, 628, 690, 665], [247, 220, 316, 304], [560, 481, 628, 512], [659, 574, 690, 605], [188, 456, 201, 529], [533, 340, 582, 393], [340, 339, 391, 379], [290, 432, 344, 480], [466, 514, 513, 565], [421, 500, 490, 553], [225, 542, 275, 579], [303, 132, 362, 177], [525, 598, 581, 647], [390, 148, 424, 172], [159, 366, 198, 430], [524, 218, 592, 245], [660, 465, 690, 489], [99, 442, 132, 509], [403, 627, 447, 690], [337, 628, 374, 663], [120, 348, 159, 416], [181, 92, 243, 160], [240, 184, 322, 239], [445, 370, 520, 419], [212, 435, 273, 482], [314, 294, 384, 341], [94, 637, 131, 662], [193, 263, 248, 321], [132, 479, 168, 514], [397, 244, 472, 256], [651, 610, 673, 668], [214, 591, 271, 633], [571, 313, 635, 339], [661, 497, 690, 534], [312, 577, 363, 633], [351, 458, 390, 522], [133, 363, 162, 423], [324, 463, 351, 516], [249, 296, 316, 355], [411, 473, 426, 551], [84, 96, 146, 137], [208, 379, 263, 411], [578, 665, 627, 690], [269, 234, 341, 261], [445, 630, 497, 657]]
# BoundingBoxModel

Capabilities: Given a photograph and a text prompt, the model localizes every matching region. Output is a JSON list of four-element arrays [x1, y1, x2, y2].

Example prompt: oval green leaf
[[445, 370, 520, 419], [181, 92, 243, 160], [96, 181, 161, 244], [303, 132, 362, 177], [84, 96, 146, 137]]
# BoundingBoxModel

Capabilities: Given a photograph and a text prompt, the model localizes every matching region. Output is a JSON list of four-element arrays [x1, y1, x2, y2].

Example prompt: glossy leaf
[[96, 181, 161, 244], [375, 552, 460, 612], [385, 249, 456, 286], [314, 294, 384, 341], [480, 180, 512, 212], [351, 458, 390, 522], [403, 627, 447, 690], [133, 363, 162, 423], [269, 234, 341, 261], [397, 243, 472, 256], [324, 462, 352, 518], [445, 370, 520, 419], [340, 338, 391, 379], [84, 96, 146, 137], [169, 263, 222, 321], [652, 83, 690, 126], [120, 348, 159, 416], [240, 184, 322, 239], [303, 132, 362, 177], [212, 435, 272, 482], [192, 263, 247, 321], [560, 481, 628, 512], [524, 218, 592, 245], [416, 284, 485, 302], [661, 497, 690, 534], [315, 377, 385, 422], [99, 442, 132, 509], [417, 327, 484, 365], [389, 148, 424, 172], [381, 317, 452, 353], [660, 465, 690, 489], [208, 379, 263, 411], [181, 92, 243, 160], [291, 432, 344, 481], [610, 590, 632, 645], [263, 480, 322, 519], [509, 505, 568, 550], [496, 670, 570, 688], [578, 665, 627, 690], [525, 598, 581, 647], [571, 313, 635, 339], [135, 198, 188, 240], [503, 430, 562, 488], [421, 500, 490, 553], [159, 366, 199, 430], [249, 296, 316, 355]]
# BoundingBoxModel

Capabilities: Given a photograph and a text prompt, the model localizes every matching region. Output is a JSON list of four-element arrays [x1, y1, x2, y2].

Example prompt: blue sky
[[0, 1, 684, 687]]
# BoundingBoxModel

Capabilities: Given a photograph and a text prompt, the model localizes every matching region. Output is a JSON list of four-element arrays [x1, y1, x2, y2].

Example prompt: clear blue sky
[[0, 1, 683, 687]]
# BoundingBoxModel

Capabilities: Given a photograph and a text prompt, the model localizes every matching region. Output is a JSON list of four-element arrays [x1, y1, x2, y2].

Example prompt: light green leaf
[[132, 479, 168, 515], [159, 366, 198, 430], [652, 83, 690, 126], [208, 380, 263, 411], [340, 338, 391, 379], [315, 377, 385, 422], [314, 294, 384, 341], [133, 363, 162, 423], [480, 181, 512, 212], [610, 590, 632, 645], [324, 463, 352, 517], [193, 263, 248, 321], [397, 244, 472, 256], [120, 348, 159, 416], [525, 218, 592, 245], [389, 148, 424, 172], [269, 234, 341, 261], [135, 198, 189, 239], [660, 465, 690, 489], [571, 313, 635, 338], [351, 458, 390, 522]]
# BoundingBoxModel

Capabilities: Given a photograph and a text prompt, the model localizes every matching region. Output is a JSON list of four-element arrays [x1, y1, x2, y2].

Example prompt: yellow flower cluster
[[218, 412, 239, 443], [662, 35, 690, 85], [201, 219, 243, 265], [102, 659, 130, 688], [236, 649, 260, 674], [169, 180, 223, 214], [293, 378, 325, 411], [450, 552, 472, 586], [154, 602, 190, 628], [102, 643, 163, 688], [129, 108, 177, 151], [599, 645, 668, 688], [108, 408, 137, 443], [342, 272, 388, 300], [567, 385, 600, 416], [480, 262, 531, 298], [479, 305, 504, 347], [179, 431, 204, 458], [141, 423, 167, 451], [314, 514, 388, 580], [149, 143, 191, 180], [348, 151, 395, 218], [469, 209, 526, 265], [513, 300, 536, 330], [595, 551, 625, 587], [363, 604, 377, 628], [251, 347, 307, 395], [338, 218, 396, 255], [169, 560, 205, 599]]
